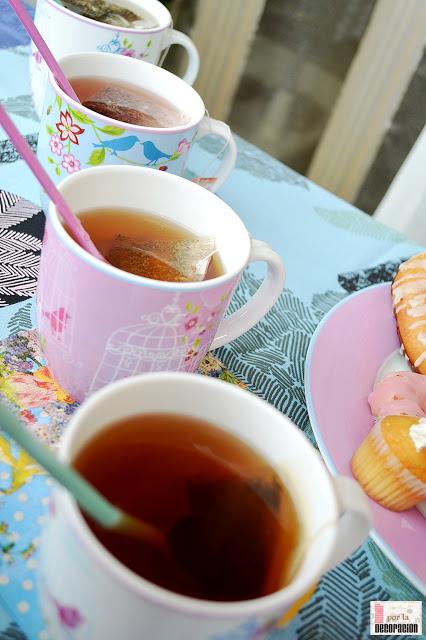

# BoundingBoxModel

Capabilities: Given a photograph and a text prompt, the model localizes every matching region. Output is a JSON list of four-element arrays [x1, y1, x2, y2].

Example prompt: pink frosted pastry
[[369, 371, 426, 418]]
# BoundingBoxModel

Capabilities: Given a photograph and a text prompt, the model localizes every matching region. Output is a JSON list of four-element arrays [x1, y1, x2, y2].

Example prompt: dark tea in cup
[[67, 207, 224, 282], [54, 0, 159, 28], [70, 77, 189, 128], [73, 413, 301, 601]]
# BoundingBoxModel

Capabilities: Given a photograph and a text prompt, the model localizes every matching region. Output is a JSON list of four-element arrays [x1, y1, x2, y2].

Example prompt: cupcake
[[351, 415, 426, 511]]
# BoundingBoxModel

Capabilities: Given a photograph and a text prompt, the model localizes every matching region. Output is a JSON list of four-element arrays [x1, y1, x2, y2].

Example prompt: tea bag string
[[195, 110, 231, 183], [285, 518, 339, 586]]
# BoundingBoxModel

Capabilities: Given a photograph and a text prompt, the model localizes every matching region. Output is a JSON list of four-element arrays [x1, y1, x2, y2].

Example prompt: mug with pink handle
[[30, 0, 200, 117], [36, 164, 285, 402]]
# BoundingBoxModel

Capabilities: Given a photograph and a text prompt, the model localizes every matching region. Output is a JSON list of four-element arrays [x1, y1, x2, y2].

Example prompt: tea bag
[[58, 0, 158, 27], [82, 87, 162, 127], [102, 13, 131, 26], [107, 234, 216, 282], [169, 476, 282, 600]]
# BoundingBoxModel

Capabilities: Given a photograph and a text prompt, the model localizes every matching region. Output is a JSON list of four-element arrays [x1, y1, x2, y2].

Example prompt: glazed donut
[[392, 252, 426, 373]]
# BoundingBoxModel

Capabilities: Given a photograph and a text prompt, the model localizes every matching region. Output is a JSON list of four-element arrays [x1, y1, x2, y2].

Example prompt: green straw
[[0, 403, 164, 547]]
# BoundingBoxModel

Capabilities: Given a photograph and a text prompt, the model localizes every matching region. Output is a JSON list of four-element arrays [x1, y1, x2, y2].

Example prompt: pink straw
[[8, 0, 80, 103], [0, 104, 106, 262]]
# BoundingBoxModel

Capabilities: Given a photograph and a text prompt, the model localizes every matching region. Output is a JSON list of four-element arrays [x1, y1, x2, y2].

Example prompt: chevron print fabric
[[217, 267, 425, 640], [0, 190, 43, 306]]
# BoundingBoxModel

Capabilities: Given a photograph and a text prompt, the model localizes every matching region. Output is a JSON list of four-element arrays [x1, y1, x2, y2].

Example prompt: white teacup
[[39, 373, 372, 640], [37, 52, 236, 194], [30, 0, 200, 117]]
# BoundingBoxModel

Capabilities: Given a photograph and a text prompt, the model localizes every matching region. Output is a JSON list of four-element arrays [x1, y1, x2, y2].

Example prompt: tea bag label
[[107, 235, 216, 282]]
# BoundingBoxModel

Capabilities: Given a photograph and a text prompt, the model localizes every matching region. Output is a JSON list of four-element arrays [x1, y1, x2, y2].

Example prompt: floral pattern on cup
[[56, 111, 85, 145], [177, 138, 191, 154], [182, 294, 230, 368], [43, 95, 194, 179], [61, 154, 80, 174], [49, 135, 63, 156], [97, 31, 153, 60], [49, 592, 84, 632]]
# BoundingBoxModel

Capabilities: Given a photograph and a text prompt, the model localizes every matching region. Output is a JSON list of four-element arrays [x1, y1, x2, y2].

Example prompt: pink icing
[[369, 371, 426, 417]]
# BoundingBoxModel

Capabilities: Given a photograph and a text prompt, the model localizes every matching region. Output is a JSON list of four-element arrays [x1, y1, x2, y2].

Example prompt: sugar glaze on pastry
[[392, 253, 426, 372]]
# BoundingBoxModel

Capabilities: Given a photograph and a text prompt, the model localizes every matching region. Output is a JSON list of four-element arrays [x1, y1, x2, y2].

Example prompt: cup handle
[[194, 117, 237, 192], [168, 29, 200, 85], [324, 476, 372, 572], [211, 239, 285, 349]]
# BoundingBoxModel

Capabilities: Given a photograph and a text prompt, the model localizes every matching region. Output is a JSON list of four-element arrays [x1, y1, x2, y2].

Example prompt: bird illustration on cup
[[43, 97, 191, 175], [93, 135, 140, 156], [140, 141, 172, 165], [92, 136, 180, 166]]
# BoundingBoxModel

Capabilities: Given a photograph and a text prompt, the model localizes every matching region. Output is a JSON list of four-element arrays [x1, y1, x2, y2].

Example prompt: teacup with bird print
[[37, 52, 236, 194]]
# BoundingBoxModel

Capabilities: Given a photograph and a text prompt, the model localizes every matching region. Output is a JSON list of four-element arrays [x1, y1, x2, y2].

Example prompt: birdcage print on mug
[[88, 293, 188, 394]]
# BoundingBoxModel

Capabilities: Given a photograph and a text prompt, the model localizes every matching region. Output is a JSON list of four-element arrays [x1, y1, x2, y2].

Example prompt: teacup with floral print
[[39, 92, 197, 183], [97, 32, 154, 60]]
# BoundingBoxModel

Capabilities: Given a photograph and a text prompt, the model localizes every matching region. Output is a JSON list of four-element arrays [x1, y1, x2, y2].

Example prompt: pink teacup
[[36, 165, 285, 401]]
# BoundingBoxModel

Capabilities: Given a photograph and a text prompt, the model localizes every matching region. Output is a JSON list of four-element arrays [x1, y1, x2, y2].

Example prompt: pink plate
[[305, 282, 426, 595]]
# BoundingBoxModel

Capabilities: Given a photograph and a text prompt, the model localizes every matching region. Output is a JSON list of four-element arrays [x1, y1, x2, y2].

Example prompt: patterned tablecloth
[[0, 12, 425, 640]]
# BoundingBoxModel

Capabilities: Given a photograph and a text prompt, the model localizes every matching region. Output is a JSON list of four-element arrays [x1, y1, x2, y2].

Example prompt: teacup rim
[[49, 165, 252, 291], [44, 0, 172, 34], [57, 372, 340, 618], [50, 52, 205, 134]]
